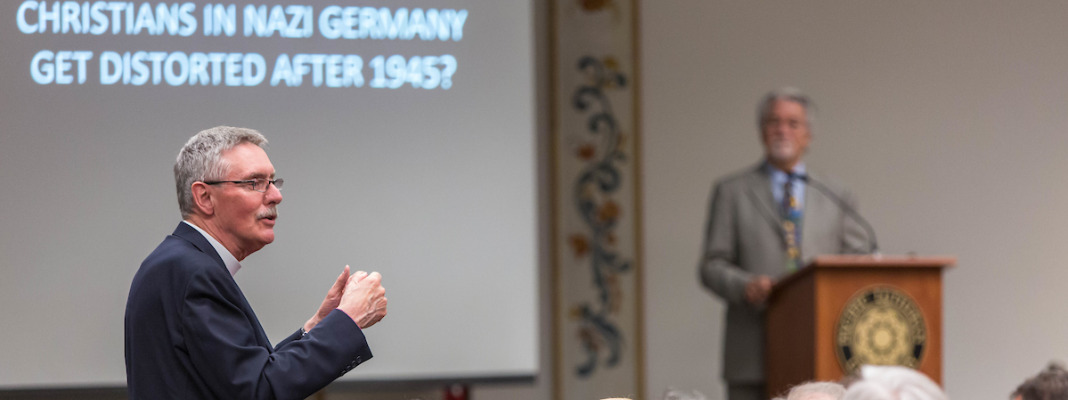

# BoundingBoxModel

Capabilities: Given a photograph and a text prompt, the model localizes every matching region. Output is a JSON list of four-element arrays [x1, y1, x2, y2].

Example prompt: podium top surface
[[809, 254, 957, 268], [772, 254, 956, 292]]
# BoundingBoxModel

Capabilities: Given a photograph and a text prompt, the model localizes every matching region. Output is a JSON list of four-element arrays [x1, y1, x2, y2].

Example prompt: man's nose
[[265, 182, 282, 204], [771, 124, 788, 136]]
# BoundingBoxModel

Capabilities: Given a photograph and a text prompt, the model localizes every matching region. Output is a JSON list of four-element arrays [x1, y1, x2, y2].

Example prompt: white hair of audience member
[[660, 388, 709, 400], [787, 381, 846, 400], [843, 365, 947, 400]]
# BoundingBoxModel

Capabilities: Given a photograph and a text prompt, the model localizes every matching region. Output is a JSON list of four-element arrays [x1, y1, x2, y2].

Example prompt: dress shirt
[[765, 161, 806, 213]]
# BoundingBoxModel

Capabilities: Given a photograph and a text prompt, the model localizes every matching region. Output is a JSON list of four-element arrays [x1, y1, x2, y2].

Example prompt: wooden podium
[[764, 255, 955, 398]]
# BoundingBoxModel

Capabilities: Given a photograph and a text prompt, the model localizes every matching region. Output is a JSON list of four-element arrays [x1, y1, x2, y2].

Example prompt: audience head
[[1012, 362, 1068, 400], [660, 388, 708, 400], [787, 381, 846, 400], [842, 365, 947, 400]]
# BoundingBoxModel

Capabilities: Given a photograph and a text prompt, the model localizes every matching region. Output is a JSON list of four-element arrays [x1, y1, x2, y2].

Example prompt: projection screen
[[0, 0, 536, 388]]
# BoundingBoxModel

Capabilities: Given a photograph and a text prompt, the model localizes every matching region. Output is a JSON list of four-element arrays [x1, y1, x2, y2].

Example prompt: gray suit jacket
[[698, 163, 869, 383]]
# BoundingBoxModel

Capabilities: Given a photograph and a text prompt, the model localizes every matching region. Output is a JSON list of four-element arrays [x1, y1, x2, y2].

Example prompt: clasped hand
[[304, 265, 388, 332]]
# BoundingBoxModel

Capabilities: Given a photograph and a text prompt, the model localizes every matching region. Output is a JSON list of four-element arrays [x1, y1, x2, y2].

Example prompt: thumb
[[330, 266, 350, 292]]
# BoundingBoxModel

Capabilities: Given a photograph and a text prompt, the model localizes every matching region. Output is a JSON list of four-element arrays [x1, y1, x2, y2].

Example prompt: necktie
[[782, 174, 802, 271]]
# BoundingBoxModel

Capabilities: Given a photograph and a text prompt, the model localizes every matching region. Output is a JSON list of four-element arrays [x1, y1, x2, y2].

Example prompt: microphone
[[796, 174, 879, 255]]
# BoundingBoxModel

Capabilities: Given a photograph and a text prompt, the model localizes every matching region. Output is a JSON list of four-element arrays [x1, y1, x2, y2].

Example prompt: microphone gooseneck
[[797, 174, 879, 255]]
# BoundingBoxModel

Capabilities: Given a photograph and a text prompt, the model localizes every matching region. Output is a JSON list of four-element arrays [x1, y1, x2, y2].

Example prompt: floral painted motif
[[567, 55, 632, 378]]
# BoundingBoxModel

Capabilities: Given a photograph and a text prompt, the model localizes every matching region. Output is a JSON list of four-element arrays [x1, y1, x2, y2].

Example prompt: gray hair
[[788, 381, 846, 400], [660, 388, 708, 400], [756, 86, 817, 130], [174, 126, 268, 218], [843, 365, 947, 400]]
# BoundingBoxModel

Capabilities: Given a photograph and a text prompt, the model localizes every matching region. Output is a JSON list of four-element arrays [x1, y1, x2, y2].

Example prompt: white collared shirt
[[182, 220, 242, 277]]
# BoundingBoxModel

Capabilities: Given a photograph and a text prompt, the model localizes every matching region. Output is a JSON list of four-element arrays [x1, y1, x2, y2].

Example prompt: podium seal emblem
[[835, 286, 926, 373]]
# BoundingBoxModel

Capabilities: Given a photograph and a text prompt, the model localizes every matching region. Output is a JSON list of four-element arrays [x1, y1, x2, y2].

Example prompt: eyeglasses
[[202, 178, 284, 193]]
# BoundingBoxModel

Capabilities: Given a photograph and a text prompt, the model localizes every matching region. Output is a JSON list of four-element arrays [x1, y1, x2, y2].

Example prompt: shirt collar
[[764, 161, 807, 182], [182, 220, 242, 277]]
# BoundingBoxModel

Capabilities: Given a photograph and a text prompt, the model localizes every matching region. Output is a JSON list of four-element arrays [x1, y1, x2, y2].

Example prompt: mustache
[[256, 208, 278, 219]]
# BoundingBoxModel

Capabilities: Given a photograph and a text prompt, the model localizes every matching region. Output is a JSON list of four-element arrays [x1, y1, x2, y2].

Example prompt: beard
[[766, 140, 800, 164]]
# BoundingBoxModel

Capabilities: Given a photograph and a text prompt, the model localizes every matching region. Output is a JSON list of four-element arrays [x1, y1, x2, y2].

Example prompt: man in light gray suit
[[699, 87, 870, 400]]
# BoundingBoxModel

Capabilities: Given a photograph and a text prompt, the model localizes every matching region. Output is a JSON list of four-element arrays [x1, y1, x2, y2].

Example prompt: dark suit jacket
[[125, 222, 372, 399], [698, 164, 869, 383]]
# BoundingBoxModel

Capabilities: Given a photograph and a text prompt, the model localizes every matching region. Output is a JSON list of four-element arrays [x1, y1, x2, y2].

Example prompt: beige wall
[[641, 1, 1068, 399]]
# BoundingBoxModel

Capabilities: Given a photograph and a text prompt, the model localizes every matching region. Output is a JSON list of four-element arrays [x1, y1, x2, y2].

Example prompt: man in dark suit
[[125, 126, 388, 399], [698, 88, 869, 400]]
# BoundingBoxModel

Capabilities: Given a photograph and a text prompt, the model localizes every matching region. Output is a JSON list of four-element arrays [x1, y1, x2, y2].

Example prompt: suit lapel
[[172, 222, 273, 347], [743, 165, 787, 247]]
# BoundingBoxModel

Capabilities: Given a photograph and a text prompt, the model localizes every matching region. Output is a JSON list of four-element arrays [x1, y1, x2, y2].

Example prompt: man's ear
[[190, 182, 215, 216]]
